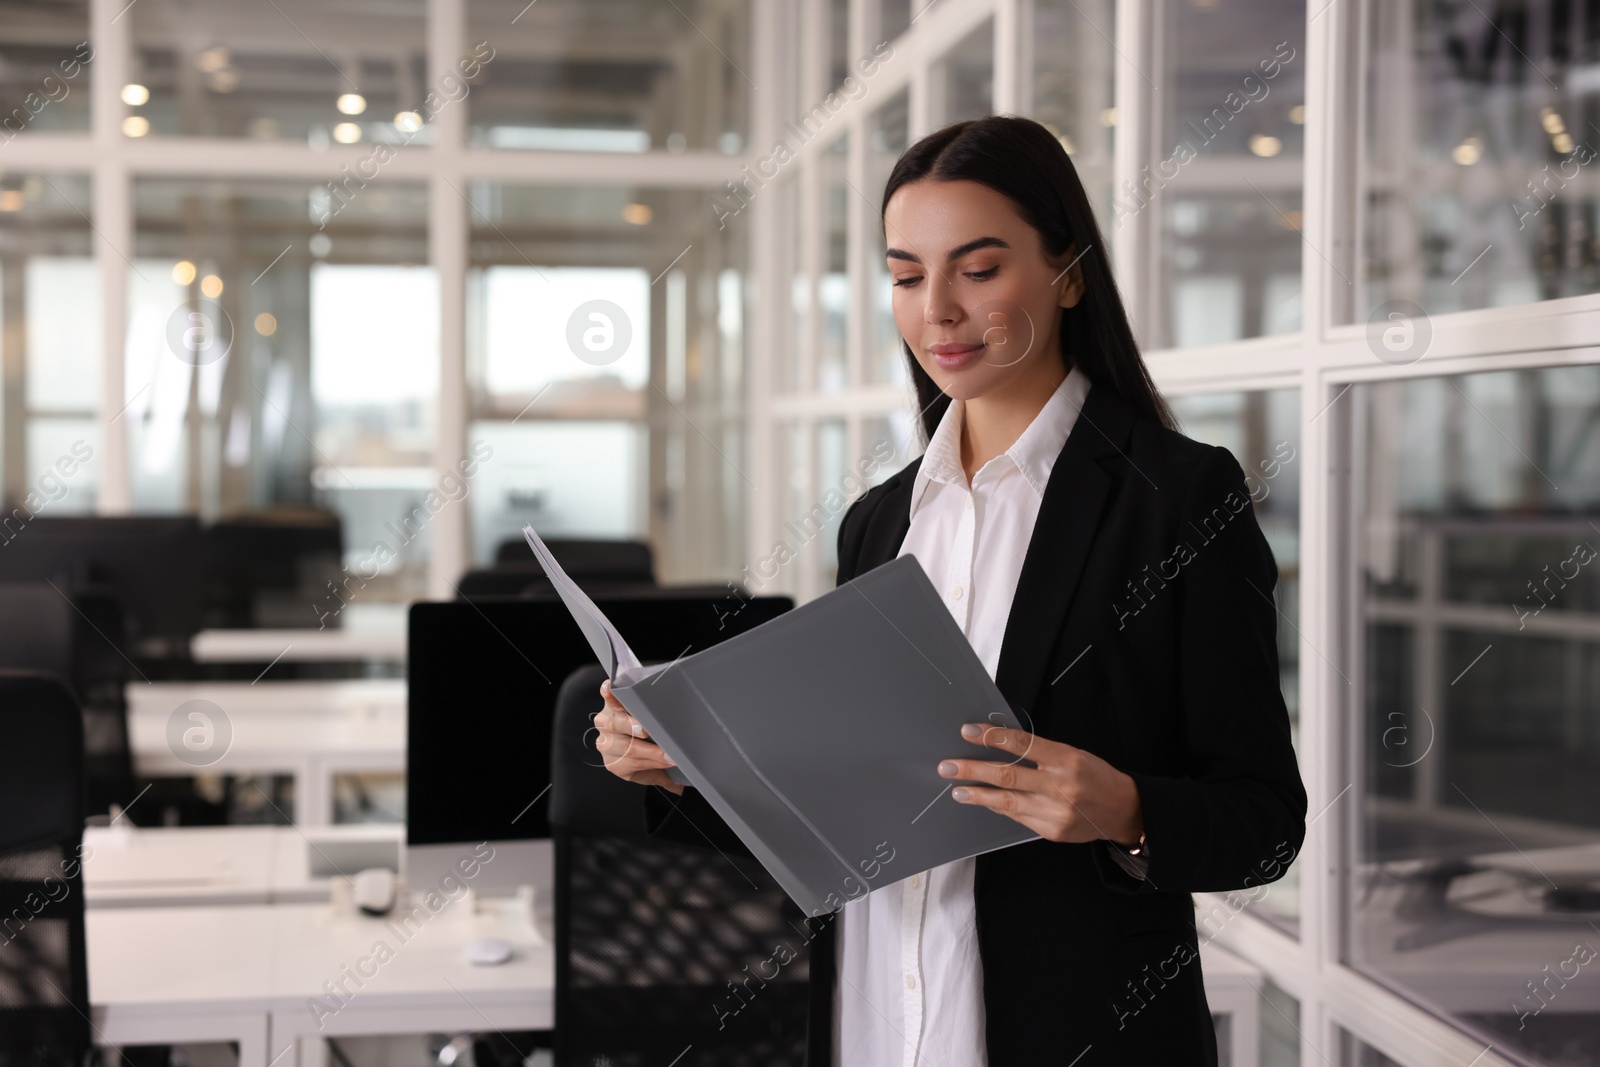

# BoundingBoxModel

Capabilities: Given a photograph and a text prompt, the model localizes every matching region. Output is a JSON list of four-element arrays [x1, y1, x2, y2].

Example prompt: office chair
[[0, 671, 92, 1065], [549, 664, 810, 1067], [493, 537, 654, 579], [0, 583, 137, 820], [461, 538, 658, 599]]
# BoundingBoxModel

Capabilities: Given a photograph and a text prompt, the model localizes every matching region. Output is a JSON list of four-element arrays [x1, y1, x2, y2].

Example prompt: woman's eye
[[965, 266, 999, 281], [892, 276, 921, 288]]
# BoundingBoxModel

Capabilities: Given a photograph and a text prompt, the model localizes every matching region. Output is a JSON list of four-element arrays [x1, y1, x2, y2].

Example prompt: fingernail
[[961, 723, 983, 739], [937, 761, 958, 777], [951, 787, 970, 802], [630, 722, 646, 738], [664, 756, 677, 766]]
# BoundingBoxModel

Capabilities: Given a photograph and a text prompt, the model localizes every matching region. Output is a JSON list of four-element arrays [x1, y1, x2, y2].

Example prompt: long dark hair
[[882, 114, 1176, 443]]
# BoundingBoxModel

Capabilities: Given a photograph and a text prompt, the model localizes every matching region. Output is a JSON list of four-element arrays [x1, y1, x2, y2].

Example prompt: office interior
[[0, 0, 1595, 1064]]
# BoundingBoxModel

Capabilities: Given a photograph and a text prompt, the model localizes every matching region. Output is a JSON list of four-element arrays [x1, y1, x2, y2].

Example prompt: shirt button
[[905, 973, 917, 990], [950, 585, 964, 600], [964, 495, 973, 510], [909, 874, 920, 889]]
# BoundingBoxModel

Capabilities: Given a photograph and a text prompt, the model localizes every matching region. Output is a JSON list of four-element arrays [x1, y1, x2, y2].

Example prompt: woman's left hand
[[938, 723, 1144, 847]]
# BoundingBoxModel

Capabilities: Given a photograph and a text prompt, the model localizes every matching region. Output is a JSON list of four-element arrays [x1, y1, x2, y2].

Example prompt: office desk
[[83, 825, 405, 908], [126, 680, 406, 826], [191, 604, 407, 665], [89, 879, 1257, 1066], [90, 895, 552, 1067], [191, 628, 406, 665]]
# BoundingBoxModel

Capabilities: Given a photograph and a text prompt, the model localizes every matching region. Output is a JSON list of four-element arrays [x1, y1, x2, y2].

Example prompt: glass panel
[[821, 134, 850, 393], [1360, 1, 1600, 320], [1337, 1029, 1406, 1067], [828, 0, 851, 91], [128, 0, 432, 143], [816, 419, 846, 585], [0, 2, 91, 135], [467, 0, 750, 153], [0, 174, 99, 515], [862, 412, 915, 489], [130, 178, 433, 601], [1152, 0, 1304, 349], [866, 90, 910, 387], [1347, 366, 1600, 1067], [878, 0, 913, 45], [465, 420, 644, 564], [465, 181, 747, 584], [1031, 0, 1117, 236], [933, 19, 994, 126], [780, 177, 808, 393], [1258, 978, 1301, 1067], [1171, 388, 1302, 933]]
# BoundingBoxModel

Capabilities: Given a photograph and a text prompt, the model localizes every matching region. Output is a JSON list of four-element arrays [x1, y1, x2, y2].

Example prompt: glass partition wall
[[4, 1, 1598, 1064]]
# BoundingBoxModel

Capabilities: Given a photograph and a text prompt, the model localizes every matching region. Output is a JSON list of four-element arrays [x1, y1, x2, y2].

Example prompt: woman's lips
[[930, 342, 984, 370]]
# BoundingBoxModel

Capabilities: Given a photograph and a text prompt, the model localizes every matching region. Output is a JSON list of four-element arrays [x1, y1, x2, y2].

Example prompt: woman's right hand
[[593, 678, 686, 794]]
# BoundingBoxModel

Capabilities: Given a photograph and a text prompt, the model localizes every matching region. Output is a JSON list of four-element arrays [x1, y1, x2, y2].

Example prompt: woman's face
[[883, 178, 1084, 403]]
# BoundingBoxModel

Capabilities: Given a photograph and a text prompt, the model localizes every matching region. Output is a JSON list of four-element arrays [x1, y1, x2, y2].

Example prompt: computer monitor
[[406, 589, 791, 896], [202, 509, 343, 629], [0, 516, 204, 657]]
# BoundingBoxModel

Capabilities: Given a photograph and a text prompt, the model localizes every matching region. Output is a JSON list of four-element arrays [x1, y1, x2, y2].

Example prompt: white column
[[1110, 0, 1156, 346], [91, 0, 131, 513], [427, 0, 469, 599]]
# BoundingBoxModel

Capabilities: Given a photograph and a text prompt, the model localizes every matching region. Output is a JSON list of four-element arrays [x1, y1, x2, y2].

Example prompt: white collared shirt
[[834, 367, 1094, 1067]]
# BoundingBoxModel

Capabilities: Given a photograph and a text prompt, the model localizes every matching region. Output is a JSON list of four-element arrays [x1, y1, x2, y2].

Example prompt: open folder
[[523, 524, 1040, 916]]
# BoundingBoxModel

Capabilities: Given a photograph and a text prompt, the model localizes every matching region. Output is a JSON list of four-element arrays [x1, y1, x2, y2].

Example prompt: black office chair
[[549, 663, 810, 1067], [0, 671, 92, 1065], [0, 583, 137, 820], [494, 537, 654, 578], [462, 538, 658, 599]]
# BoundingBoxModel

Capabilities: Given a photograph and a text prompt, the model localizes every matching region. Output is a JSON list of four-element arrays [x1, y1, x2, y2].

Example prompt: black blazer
[[642, 380, 1307, 1066]]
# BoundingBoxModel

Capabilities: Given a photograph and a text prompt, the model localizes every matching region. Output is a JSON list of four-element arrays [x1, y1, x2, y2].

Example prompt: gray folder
[[522, 524, 1041, 916]]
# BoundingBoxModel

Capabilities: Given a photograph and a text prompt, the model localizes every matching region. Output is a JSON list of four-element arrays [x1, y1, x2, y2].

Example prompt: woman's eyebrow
[[885, 236, 1011, 263]]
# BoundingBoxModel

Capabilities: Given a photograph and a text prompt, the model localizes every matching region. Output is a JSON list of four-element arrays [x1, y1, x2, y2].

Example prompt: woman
[[593, 114, 1306, 1066]]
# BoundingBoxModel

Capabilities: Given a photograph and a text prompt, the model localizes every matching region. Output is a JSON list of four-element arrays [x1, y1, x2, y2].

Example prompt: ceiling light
[[1452, 137, 1482, 166], [201, 274, 224, 298], [337, 93, 367, 116], [255, 313, 278, 337], [623, 203, 653, 225], [1249, 134, 1282, 158], [122, 115, 151, 137], [332, 122, 362, 144], [197, 47, 230, 74], [0, 191, 24, 212], [172, 261, 197, 285], [394, 111, 423, 133], [121, 83, 149, 106]]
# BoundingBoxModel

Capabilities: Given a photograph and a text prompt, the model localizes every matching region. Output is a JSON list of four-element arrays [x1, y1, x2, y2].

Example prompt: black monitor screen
[[406, 590, 791, 846], [0, 516, 204, 648]]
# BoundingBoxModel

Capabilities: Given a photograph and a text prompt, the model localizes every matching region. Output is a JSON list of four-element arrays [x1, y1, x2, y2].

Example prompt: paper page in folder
[[521, 525, 688, 784], [520, 525, 642, 678]]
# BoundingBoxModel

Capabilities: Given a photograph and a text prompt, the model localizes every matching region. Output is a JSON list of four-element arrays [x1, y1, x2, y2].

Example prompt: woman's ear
[[1053, 244, 1088, 309]]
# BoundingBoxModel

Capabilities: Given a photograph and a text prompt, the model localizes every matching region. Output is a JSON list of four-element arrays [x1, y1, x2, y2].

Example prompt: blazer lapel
[[992, 383, 1137, 727], [842, 382, 1139, 723]]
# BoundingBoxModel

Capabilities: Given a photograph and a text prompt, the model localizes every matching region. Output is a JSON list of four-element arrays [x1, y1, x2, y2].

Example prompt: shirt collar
[[909, 367, 1093, 521]]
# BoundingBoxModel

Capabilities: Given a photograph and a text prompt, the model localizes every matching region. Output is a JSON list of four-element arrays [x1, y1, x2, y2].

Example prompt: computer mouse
[[464, 937, 513, 966], [352, 867, 397, 916]]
